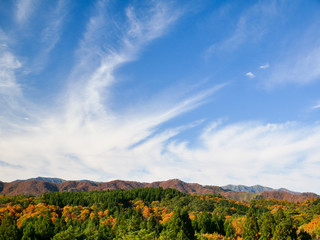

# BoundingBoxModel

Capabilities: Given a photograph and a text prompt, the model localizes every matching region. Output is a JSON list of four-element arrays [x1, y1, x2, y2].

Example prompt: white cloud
[[0, 1, 227, 184], [66, 0, 184, 121], [259, 63, 269, 69], [266, 46, 320, 87], [165, 121, 320, 193], [245, 72, 255, 79], [206, 1, 279, 56], [311, 102, 320, 110], [41, 0, 68, 53], [16, 0, 37, 23], [0, 42, 22, 100], [2, 1, 320, 195]]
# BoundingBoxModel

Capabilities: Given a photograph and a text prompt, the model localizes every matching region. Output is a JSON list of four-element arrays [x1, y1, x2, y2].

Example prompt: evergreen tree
[[212, 214, 225, 235], [297, 229, 312, 240], [197, 211, 213, 234], [274, 208, 285, 225], [167, 208, 195, 240], [52, 226, 85, 240], [224, 219, 235, 240], [34, 215, 55, 240], [21, 222, 36, 240], [259, 211, 276, 240], [271, 217, 297, 240], [243, 208, 259, 240], [97, 224, 115, 240], [0, 214, 21, 240]]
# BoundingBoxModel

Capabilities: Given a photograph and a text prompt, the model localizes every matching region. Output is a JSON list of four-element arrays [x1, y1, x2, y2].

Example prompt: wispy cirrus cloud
[[66, 0, 184, 121], [0, 1, 226, 183], [0, 36, 24, 116], [165, 121, 320, 193], [2, 0, 320, 195], [41, 0, 69, 53], [15, 0, 38, 23], [265, 46, 320, 88], [206, 1, 279, 56], [311, 101, 320, 110]]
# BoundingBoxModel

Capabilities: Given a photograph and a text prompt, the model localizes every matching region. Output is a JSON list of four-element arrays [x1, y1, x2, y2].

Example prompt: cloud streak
[[0, 1, 226, 184], [266, 46, 320, 87], [165, 121, 320, 193], [259, 63, 269, 69], [1, 1, 320, 195], [15, 0, 37, 23]]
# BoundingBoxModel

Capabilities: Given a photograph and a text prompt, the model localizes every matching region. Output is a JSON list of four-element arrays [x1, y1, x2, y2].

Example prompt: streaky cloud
[[0, 1, 226, 183], [166, 121, 320, 193], [41, 0, 69, 53], [311, 102, 320, 110], [15, 0, 38, 23], [259, 63, 269, 69]]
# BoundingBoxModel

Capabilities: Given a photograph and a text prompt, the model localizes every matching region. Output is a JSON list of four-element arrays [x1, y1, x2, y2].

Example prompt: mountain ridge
[[0, 177, 318, 202], [221, 184, 300, 195]]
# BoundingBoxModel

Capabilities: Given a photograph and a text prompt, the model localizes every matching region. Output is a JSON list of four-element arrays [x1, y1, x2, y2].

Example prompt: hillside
[[1, 187, 320, 239], [222, 184, 301, 195], [0, 179, 224, 196], [222, 184, 273, 193], [0, 178, 318, 202], [15, 177, 66, 183]]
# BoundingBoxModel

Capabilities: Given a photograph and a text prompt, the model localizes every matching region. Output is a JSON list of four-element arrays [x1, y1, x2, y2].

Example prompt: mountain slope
[[222, 184, 273, 193], [16, 177, 66, 183], [0, 178, 318, 202]]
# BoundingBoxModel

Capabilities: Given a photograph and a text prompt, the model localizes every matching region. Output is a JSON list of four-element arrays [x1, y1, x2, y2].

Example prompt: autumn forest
[[0, 187, 320, 239]]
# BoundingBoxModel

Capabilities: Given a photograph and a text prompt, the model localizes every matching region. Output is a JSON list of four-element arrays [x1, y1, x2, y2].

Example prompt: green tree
[[271, 217, 297, 240], [97, 224, 115, 240], [224, 219, 235, 240], [243, 208, 259, 240], [259, 212, 276, 240], [52, 226, 85, 240], [0, 214, 21, 240], [34, 215, 54, 240], [197, 211, 213, 234], [167, 208, 195, 240], [297, 229, 312, 240]]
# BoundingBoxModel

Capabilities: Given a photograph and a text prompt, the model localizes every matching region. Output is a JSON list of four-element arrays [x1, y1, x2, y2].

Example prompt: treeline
[[0, 187, 319, 239]]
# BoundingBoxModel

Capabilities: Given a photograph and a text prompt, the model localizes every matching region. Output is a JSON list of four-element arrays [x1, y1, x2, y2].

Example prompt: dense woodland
[[0, 187, 319, 239]]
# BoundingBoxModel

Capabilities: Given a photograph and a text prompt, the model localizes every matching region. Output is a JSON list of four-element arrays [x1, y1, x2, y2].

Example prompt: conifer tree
[[243, 208, 259, 240], [0, 214, 21, 240], [259, 212, 276, 240]]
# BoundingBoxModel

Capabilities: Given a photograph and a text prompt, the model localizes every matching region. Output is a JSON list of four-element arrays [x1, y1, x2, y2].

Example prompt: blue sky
[[1, 0, 320, 193]]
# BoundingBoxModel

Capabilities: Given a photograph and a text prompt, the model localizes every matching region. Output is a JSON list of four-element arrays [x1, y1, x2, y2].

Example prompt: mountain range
[[221, 184, 299, 195], [0, 177, 318, 202]]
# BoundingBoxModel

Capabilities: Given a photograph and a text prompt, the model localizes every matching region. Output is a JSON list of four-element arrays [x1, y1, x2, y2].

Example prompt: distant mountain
[[222, 184, 273, 193], [16, 177, 66, 183], [277, 188, 300, 195], [0, 178, 318, 202], [221, 184, 301, 195]]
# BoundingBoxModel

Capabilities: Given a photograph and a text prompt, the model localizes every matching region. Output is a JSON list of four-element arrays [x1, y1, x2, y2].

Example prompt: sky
[[0, 0, 320, 193]]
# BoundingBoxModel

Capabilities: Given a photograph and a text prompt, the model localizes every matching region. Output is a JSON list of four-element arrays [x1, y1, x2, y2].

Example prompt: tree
[[167, 208, 195, 240], [242, 208, 259, 240], [0, 214, 21, 240], [52, 226, 85, 240], [297, 229, 312, 240], [271, 217, 297, 240], [224, 219, 235, 240], [34, 215, 54, 239], [197, 211, 213, 234], [259, 212, 276, 240]]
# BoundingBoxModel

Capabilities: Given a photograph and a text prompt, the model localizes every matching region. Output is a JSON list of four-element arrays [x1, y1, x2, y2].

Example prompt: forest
[[0, 187, 320, 239]]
